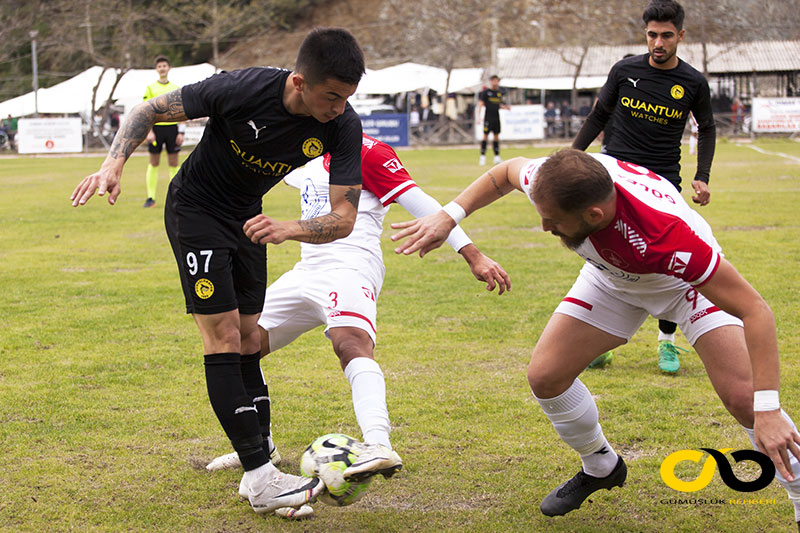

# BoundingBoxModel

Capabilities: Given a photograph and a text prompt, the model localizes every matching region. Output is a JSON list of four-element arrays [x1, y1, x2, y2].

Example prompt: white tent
[[0, 63, 217, 118], [355, 62, 484, 95]]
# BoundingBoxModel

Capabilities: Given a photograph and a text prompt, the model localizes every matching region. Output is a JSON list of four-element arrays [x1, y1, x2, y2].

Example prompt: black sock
[[240, 351, 272, 458], [204, 352, 267, 471], [658, 320, 677, 335], [493, 140, 499, 155], [480, 140, 487, 155]]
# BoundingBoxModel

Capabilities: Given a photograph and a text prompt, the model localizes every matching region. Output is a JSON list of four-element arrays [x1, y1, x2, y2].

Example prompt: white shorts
[[554, 267, 743, 345], [258, 266, 379, 352]]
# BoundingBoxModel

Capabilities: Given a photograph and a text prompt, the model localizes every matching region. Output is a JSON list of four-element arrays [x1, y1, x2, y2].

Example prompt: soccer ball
[[300, 433, 372, 506]]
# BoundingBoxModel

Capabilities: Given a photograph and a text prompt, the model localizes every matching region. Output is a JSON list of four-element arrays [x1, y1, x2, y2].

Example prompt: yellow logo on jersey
[[302, 137, 324, 158], [670, 85, 685, 100], [195, 278, 214, 299]]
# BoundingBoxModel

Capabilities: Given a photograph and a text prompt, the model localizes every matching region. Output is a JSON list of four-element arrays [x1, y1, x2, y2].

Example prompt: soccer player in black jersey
[[478, 75, 510, 165], [71, 28, 368, 517], [572, 0, 715, 374]]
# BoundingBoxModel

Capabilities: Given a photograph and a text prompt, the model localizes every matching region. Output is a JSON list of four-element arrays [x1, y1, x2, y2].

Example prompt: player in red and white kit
[[207, 134, 509, 518], [391, 149, 800, 527]]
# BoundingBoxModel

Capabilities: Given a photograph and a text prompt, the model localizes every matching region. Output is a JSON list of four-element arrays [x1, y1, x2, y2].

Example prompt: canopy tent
[[355, 62, 484, 95], [0, 63, 217, 118], [500, 75, 609, 91]]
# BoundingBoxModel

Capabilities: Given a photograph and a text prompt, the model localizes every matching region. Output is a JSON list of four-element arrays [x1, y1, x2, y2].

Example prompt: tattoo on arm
[[108, 90, 186, 162], [344, 186, 360, 210], [297, 212, 344, 244], [488, 171, 504, 197]]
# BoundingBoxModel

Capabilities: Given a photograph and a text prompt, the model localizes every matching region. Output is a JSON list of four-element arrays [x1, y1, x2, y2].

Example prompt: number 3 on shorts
[[329, 291, 338, 308], [186, 250, 213, 276]]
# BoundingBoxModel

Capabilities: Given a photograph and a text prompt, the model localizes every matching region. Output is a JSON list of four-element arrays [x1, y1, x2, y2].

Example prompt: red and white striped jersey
[[519, 153, 722, 294], [283, 134, 418, 290]]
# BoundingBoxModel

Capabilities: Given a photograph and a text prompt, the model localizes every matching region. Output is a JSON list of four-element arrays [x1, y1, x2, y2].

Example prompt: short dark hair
[[642, 1, 685, 31], [295, 27, 365, 86], [154, 55, 170, 67], [532, 149, 614, 213], [489, 75, 500, 81]]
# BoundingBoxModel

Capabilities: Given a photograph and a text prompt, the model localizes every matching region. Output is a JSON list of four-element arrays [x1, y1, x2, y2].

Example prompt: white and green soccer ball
[[300, 433, 372, 506]]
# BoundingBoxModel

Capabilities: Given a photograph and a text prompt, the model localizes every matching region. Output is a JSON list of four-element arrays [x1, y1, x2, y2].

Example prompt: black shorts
[[164, 184, 266, 315], [483, 117, 501, 135], [148, 124, 181, 154]]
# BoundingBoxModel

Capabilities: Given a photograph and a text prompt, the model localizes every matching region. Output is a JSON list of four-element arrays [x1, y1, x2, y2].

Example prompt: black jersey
[[479, 88, 505, 121], [176, 67, 362, 217], [578, 54, 714, 185]]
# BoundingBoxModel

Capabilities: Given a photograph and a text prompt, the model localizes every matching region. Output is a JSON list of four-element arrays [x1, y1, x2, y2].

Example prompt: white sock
[[658, 331, 675, 343], [742, 410, 800, 500], [344, 357, 391, 449], [794, 499, 800, 522], [242, 461, 279, 493], [534, 378, 618, 477]]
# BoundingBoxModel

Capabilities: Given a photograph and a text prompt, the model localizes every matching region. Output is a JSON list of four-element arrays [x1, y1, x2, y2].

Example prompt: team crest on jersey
[[382, 158, 404, 173], [195, 278, 214, 299], [362, 136, 377, 149], [302, 137, 324, 158], [670, 84, 685, 100], [668, 251, 692, 274], [600, 248, 629, 269]]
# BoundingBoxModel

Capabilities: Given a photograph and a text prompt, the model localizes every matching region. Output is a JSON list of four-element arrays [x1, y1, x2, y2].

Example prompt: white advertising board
[[475, 105, 545, 141], [17, 118, 83, 154], [751, 97, 800, 133]]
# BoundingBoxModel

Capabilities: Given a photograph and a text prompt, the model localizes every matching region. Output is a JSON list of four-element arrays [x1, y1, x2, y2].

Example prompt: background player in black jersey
[[477, 75, 510, 165], [71, 28, 370, 517], [572, 0, 715, 374]]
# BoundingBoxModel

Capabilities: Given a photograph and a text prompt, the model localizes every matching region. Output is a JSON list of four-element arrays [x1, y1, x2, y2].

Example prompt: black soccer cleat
[[540, 455, 627, 517], [143, 197, 156, 208]]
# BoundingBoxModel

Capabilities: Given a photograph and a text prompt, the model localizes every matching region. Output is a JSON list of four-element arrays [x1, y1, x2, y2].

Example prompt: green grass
[[1, 139, 799, 531]]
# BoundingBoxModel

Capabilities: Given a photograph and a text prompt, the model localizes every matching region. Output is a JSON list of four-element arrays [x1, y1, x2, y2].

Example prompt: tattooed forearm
[[147, 90, 187, 121], [344, 186, 360, 210], [487, 171, 504, 197], [108, 90, 187, 161], [297, 212, 344, 244]]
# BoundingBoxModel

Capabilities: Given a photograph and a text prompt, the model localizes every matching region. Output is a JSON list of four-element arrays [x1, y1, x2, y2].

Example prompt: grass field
[[1, 139, 799, 532]]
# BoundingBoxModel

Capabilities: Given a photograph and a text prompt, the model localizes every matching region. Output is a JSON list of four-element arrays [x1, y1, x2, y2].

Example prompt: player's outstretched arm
[[243, 183, 361, 245], [697, 259, 800, 480], [390, 157, 526, 257], [70, 90, 188, 207], [458, 244, 511, 295], [393, 187, 510, 294]]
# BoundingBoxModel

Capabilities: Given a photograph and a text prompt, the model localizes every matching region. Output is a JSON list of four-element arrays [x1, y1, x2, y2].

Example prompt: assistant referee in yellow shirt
[[142, 55, 184, 208]]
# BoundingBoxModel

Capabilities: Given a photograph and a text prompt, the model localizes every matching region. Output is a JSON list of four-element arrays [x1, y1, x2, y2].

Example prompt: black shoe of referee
[[540, 456, 627, 516]]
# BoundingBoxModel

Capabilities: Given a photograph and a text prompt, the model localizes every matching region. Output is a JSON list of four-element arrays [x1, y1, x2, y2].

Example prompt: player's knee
[[331, 330, 373, 364], [527, 361, 563, 399], [720, 385, 754, 427]]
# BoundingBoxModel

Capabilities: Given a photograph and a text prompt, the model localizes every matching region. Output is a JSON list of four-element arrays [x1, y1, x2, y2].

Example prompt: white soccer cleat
[[243, 472, 324, 515], [206, 447, 281, 471], [274, 504, 314, 520], [493, 155, 502, 164], [479, 154, 486, 165], [342, 442, 403, 482]]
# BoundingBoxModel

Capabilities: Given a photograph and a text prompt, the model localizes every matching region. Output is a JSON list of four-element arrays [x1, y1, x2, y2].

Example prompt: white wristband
[[753, 390, 780, 412], [442, 201, 466, 224]]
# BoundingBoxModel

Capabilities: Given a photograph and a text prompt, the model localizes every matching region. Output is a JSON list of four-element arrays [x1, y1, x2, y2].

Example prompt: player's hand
[[176, 133, 184, 147], [459, 244, 511, 295], [243, 215, 294, 245], [70, 165, 122, 206], [391, 211, 456, 257], [754, 409, 800, 481], [691, 180, 710, 206], [145, 131, 156, 145]]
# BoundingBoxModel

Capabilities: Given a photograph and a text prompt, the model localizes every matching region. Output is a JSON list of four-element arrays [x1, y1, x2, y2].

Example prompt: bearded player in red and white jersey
[[391, 149, 800, 528], [207, 134, 509, 518]]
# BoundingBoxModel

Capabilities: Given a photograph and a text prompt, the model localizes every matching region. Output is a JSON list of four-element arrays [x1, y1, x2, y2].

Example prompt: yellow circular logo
[[302, 137, 323, 158], [670, 84, 685, 100], [195, 278, 214, 299]]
